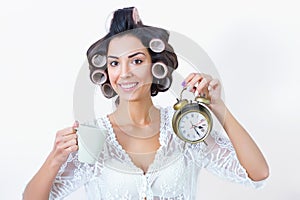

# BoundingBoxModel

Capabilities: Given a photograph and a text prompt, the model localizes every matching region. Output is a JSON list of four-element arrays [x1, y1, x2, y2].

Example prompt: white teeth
[[120, 82, 138, 89]]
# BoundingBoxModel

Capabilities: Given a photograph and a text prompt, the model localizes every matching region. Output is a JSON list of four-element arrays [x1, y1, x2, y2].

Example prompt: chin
[[119, 91, 150, 103], [117, 86, 151, 102]]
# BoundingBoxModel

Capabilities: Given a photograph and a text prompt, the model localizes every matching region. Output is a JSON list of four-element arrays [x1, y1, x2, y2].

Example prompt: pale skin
[[23, 35, 269, 199]]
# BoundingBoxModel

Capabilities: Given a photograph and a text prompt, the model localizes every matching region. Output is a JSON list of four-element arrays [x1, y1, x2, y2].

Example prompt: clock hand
[[197, 125, 203, 129], [195, 119, 205, 125], [193, 127, 201, 137], [190, 121, 196, 129]]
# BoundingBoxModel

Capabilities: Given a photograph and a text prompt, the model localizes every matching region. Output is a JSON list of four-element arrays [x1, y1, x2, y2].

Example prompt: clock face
[[178, 111, 209, 142]]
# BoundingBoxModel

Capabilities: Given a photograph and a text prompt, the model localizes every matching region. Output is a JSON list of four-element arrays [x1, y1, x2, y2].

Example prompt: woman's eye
[[109, 61, 119, 67], [132, 59, 143, 65]]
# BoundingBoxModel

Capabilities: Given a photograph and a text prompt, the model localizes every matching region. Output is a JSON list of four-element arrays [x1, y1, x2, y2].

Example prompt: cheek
[[136, 65, 153, 84], [107, 69, 118, 86]]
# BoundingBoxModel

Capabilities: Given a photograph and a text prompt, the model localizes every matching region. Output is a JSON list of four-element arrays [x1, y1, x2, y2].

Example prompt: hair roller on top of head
[[109, 7, 143, 34], [132, 7, 141, 24]]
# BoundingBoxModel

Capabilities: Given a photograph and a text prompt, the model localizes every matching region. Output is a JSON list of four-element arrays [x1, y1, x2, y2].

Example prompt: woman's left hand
[[182, 73, 223, 108]]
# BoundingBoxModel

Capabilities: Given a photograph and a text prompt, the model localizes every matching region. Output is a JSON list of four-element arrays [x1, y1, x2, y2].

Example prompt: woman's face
[[107, 35, 153, 102]]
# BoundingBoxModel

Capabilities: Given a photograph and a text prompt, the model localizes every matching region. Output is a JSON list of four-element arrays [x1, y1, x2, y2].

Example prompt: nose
[[120, 62, 133, 79]]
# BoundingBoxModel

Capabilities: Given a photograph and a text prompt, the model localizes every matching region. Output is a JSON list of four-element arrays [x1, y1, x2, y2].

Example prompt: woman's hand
[[183, 73, 269, 181], [182, 73, 222, 107], [22, 121, 80, 200], [50, 121, 79, 167]]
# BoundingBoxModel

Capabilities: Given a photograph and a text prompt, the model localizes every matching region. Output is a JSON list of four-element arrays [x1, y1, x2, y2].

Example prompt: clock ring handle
[[178, 87, 188, 100], [179, 87, 210, 105]]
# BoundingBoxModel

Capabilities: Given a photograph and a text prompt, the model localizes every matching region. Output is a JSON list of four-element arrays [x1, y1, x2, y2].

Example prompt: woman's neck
[[113, 97, 159, 127]]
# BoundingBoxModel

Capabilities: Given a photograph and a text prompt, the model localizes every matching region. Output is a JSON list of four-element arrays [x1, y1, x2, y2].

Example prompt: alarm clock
[[172, 87, 213, 144]]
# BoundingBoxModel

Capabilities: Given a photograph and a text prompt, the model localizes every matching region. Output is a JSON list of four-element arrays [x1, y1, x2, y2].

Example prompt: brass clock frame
[[172, 87, 213, 144]]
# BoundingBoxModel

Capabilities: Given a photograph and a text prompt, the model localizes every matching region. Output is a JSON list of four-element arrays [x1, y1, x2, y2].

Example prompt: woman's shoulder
[[159, 105, 175, 128], [158, 105, 175, 117]]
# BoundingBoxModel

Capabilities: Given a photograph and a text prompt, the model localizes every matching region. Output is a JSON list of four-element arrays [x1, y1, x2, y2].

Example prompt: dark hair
[[87, 7, 178, 98]]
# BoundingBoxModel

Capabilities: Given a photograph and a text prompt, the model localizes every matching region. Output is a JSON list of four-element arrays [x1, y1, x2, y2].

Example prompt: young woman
[[23, 7, 269, 200]]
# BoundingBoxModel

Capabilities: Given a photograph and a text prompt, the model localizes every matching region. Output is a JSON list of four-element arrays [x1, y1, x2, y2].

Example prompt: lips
[[118, 82, 138, 90]]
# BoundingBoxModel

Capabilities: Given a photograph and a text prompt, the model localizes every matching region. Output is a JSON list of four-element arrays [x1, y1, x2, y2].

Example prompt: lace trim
[[50, 152, 95, 199], [148, 107, 187, 174], [210, 130, 234, 151], [200, 130, 265, 188], [97, 117, 137, 172], [95, 106, 171, 174]]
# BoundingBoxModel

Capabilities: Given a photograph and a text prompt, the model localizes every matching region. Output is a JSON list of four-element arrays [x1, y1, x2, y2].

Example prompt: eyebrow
[[107, 52, 146, 59]]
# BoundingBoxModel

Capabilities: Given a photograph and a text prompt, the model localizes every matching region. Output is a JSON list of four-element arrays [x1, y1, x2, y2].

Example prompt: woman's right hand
[[50, 121, 79, 167]]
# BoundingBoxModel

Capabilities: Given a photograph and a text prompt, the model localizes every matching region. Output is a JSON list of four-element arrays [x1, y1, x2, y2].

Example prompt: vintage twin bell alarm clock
[[172, 87, 213, 144]]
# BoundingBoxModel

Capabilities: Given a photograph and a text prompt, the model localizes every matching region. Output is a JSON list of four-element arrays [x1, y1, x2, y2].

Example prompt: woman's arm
[[211, 100, 269, 181], [183, 73, 269, 181], [23, 123, 79, 200]]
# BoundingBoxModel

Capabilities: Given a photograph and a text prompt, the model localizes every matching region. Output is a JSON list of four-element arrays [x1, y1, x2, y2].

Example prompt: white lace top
[[50, 106, 264, 200]]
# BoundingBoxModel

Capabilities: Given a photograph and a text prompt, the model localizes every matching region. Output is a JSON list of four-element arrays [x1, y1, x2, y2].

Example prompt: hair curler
[[101, 83, 115, 98], [91, 54, 106, 68], [152, 62, 168, 79], [149, 38, 165, 53], [157, 77, 171, 91], [91, 69, 107, 85]]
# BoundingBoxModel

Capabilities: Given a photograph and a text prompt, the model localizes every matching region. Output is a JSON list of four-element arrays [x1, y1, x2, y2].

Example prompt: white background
[[1, 0, 299, 199]]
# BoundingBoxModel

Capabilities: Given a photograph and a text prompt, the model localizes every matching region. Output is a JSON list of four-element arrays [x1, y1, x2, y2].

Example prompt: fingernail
[[187, 86, 191, 91], [73, 120, 79, 127], [181, 81, 186, 87], [200, 93, 206, 98]]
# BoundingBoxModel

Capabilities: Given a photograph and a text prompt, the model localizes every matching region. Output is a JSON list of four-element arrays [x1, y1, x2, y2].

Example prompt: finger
[[196, 84, 209, 97], [185, 73, 203, 91], [61, 138, 78, 149], [182, 73, 196, 87], [58, 121, 79, 137], [62, 133, 78, 143], [189, 73, 212, 89], [60, 145, 79, 157], [188, 74, 211, 97], [55, 127, 77, 145], [208, 79, 220, 91], [72, 120, 79, 130], [53, 139, 78, 159], [196, 75, 212, 92], [59, 127, 77, 137]]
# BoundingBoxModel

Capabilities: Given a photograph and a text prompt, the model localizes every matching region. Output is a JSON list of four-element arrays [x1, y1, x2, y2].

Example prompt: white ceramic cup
[[76, 124, 107, 164]]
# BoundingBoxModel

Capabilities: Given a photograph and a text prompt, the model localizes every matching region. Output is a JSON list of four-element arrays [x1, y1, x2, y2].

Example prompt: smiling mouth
[[118, 82, 138, 90]]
